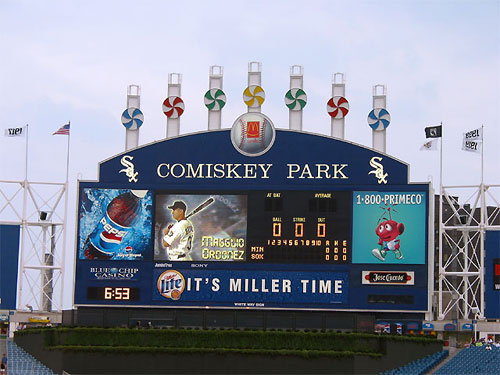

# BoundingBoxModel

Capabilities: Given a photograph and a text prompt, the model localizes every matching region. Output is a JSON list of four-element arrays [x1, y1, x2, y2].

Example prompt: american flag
[[53, 123, 70, 135]]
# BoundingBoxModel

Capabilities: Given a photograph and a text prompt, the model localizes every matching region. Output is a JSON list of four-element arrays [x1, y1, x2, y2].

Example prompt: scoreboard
[[74, 129, 431, 312], [248, 191, 350, 264]]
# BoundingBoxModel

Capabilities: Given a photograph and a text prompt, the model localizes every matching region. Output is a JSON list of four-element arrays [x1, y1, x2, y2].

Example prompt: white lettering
[[186, 164, 204, 178], [334, 280, 343, 294], [301, 279, 309, 293], [259, 164, 272, 179], [287, 164, 300, 179], [316, 164, 331, 179], [244, 164, 257, 178], [319, 280, 331, 294], [170, 163, 185, 178], [211, 278, 220, 292], [157, 163, 170, 178], [299, 164, 314, 179], [230, 278, 241, 292]]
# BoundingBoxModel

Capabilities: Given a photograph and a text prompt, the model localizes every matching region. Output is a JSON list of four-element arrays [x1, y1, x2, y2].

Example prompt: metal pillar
[[247, 62, 262, 113], [167, 73, 182, 138], [125, 85, 141, 151], [372, 84, 387, 153], [288, 65, 304, 131], [331, 73, 346, 139], [208, 65, 224, 130]]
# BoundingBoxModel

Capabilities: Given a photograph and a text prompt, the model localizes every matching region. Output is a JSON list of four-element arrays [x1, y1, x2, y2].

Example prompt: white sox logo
[[368, 157, 388, 184], [119, 155, 139, 183]]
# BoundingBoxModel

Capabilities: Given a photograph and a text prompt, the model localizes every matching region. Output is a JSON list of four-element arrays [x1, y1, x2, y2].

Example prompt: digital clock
[[87, 287, 140, 301]]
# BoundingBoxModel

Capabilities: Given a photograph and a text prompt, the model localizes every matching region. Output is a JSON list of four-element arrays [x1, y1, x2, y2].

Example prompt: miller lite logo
[[157, 270, 185, 300]]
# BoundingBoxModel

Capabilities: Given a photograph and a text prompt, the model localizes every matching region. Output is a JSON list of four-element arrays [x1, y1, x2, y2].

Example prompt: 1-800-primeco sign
[[74, 128, 430, 312]]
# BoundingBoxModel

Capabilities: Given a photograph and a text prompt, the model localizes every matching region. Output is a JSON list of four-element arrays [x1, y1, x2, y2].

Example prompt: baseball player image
[[162, 201, 194, 261]]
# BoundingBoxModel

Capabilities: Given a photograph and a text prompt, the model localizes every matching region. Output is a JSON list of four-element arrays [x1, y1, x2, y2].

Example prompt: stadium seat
[[6, 340, 57, 375], [380, 350, 449, 375], [435, 345, 500, 374]]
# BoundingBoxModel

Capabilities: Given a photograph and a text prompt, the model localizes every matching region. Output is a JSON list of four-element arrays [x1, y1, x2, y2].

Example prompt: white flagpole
[[18, 124, 29, 310], [60, 120, 70, 311], [24, 124, 29, 181], [439, 122, 443, 189], [438, 121, 443, 318], [481, 124, 484, 185], [479, 123, 485, 317], [65, 121, 71, 182]]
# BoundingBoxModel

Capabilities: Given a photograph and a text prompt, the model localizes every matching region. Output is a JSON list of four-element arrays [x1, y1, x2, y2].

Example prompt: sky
[[0, 0, 499, 310]]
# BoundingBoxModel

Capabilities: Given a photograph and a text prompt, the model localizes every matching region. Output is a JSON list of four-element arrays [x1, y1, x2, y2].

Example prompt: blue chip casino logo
[[90, 267, 139, 281], [157, 270, 185, 300]]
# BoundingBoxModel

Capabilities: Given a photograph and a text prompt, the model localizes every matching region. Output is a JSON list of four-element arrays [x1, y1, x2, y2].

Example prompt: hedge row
[[47, 345, 384, 359], [16, 327, 440, 354]]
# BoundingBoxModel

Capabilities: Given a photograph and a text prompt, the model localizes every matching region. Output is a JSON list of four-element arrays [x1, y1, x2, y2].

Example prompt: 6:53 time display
[[87, 287, 140, 301]]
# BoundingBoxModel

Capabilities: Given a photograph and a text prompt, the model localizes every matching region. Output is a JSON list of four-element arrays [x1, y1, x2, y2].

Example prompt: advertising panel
[[352, 191, 427, 264], [153, 268, 348, 307], [78, 188, 153, 261]]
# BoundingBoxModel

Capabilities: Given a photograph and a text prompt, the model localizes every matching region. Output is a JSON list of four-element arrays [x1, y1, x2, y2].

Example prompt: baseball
[[230, 112, 275, 156]]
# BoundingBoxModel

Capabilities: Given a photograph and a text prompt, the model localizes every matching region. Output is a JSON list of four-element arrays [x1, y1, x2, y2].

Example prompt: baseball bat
[[186, 197, 215, 219]]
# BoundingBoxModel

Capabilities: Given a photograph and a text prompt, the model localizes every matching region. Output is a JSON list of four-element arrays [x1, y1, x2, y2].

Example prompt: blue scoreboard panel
[[74, 130, 430, 312]]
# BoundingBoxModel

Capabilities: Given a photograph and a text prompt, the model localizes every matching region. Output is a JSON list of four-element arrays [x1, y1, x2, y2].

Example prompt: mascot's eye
[[378, 225, 384, 233], [385, 224, 392, 231]]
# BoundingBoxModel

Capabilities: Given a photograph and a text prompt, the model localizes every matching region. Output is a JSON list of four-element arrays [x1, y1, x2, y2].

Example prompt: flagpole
[[439, 121, 443, 190], [18, 124, 29, 310], [60, 121, 70, 311], [24, 124, 29, 181], [65, 121, 71, 182], [479, 124, 485, 318], [438, 121, 443, 318], [481, 124, 484, 185]]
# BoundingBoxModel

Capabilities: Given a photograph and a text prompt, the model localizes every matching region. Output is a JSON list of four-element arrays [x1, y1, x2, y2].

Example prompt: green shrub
[[15, 326, 442, 356]]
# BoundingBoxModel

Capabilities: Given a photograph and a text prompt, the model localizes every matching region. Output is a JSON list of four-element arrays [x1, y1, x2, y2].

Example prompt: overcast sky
[[1, 0, 499, 309]]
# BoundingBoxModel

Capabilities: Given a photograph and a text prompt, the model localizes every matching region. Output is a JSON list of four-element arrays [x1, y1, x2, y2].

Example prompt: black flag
[[425, 125, 442, 138]]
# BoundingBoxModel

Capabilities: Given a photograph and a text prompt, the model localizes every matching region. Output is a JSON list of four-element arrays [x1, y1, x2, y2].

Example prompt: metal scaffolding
[[437, 183, 500, 320], [0, 179, 67, 312]]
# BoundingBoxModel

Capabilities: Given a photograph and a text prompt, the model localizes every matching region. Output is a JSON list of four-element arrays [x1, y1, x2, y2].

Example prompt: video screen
[[78, 188, 153, 261], [154, 194, 247, 261]]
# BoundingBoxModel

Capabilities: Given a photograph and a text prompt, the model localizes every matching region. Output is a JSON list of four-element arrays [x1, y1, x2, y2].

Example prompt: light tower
[[163, 73, 184, 138], [121, 84, 143, 151], [328, 73, 349, 139], [285, 65, 306, 131], [205, 65, 226, 130], [369, 84, 391, 153], [244, 62, 264, 114]]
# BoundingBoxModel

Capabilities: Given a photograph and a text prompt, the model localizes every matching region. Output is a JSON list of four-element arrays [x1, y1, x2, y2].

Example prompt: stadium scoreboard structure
[[74, 128, 431, 312]]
